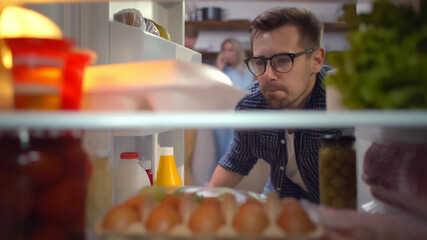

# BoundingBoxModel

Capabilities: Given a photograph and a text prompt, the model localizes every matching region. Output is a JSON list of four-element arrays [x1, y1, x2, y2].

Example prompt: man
[[208, 7, 341, 203]]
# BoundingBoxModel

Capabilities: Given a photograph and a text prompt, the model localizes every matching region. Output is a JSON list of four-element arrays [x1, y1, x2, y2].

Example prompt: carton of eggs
[[96, 186, 324, 239]]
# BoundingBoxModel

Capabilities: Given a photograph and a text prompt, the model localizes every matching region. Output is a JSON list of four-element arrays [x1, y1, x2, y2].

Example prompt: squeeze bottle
[[154, 147, 183, 186]]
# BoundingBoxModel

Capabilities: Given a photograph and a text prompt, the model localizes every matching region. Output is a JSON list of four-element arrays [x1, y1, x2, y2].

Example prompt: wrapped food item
[[112, 9, 164, 38], [144, 18, 160, 37], [150, 20, 170, 40], [309, 204, 427, 240], [360, 127, 427, 221], [364, 142, 427, 221], [96, 186, 323, 239], [113, 8, 145, 29]]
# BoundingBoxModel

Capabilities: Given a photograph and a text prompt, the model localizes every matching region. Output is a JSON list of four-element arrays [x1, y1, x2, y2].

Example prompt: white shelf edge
[[0, 110, 426, 129]]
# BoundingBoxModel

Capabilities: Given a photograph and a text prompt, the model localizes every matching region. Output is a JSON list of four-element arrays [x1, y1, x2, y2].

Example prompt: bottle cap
[[160, 147, 174, 156], [120, 152, 139, 159]]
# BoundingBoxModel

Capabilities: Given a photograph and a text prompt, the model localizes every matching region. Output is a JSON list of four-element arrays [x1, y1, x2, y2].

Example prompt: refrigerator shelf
[[0, 110, 426, 129]]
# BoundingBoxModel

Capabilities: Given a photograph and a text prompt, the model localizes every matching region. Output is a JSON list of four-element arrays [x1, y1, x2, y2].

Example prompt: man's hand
[[208, 165, 243, 188]]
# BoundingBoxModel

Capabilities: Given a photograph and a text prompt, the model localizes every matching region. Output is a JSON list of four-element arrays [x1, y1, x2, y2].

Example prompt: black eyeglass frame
[[244, 48, 315, 76]]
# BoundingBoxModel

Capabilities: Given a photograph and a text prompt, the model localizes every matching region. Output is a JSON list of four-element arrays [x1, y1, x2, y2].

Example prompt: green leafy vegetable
[[326, 0, 427, 109]]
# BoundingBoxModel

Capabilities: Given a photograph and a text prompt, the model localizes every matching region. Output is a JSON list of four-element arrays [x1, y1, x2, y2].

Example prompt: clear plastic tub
[[355, 126, 427, 219], [95, 186, 324, 240]]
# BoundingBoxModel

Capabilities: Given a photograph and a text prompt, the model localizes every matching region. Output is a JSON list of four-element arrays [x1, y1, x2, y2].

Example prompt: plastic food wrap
[[358, 127, 427, 221], [144, 18, 160, 37], [363, 140, 427, 221], [95, 186, 324, 239], [113, 8, 160, 37], [113, 8, 145, 29], [303, 202, 427, 240]]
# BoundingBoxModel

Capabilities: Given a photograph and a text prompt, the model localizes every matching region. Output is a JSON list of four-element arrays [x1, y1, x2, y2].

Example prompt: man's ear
[[312, 47, 325, 73]]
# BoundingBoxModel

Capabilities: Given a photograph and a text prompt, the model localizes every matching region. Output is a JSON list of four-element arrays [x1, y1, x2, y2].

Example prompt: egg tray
[[95, 186, 324, 240]]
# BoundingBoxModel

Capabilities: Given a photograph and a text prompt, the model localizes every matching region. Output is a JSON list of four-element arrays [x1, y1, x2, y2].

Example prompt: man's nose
[[263, 61, 277, 79]]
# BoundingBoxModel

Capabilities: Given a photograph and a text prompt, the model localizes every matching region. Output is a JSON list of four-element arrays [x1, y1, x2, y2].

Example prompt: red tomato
[[20, 150, 64, 188], [0, 172, 34, 222], [28, 224, 67, 240], [84, 155, 93, 182], [60, 138, 91, 181], [36, 178, 85, 224]]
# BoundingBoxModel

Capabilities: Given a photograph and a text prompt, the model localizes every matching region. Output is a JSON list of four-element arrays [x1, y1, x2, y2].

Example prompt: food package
[[357, 127, 427, 221], [144, 18, 160, 37], [95, 186, 324, 239], [303, 201, 427, 240], [113, 8, 161, 37], [113, 8, 146, 29], [82, 60, 247, 111]]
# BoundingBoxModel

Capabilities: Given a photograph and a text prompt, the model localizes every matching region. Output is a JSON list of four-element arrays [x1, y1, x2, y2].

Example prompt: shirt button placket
[[277, 137, 286, 196]]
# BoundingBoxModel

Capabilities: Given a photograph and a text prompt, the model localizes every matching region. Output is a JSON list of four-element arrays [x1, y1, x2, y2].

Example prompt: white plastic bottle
[[114, 152, 151, 204]]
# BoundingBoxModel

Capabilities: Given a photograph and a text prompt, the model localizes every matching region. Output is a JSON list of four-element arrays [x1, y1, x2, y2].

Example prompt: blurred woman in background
[[213, 38, 254, 175]]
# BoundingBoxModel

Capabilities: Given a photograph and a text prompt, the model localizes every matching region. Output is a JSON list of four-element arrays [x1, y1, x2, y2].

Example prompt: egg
[[202, 197, 221, 208], [123, 194, 157, 223], [178, 193, 198, 224], [232, 200, 269, 234], [276, 198, 315, 234], [161, 195, 180, 212], [188, 201, 225, 233], [145, 204, 181, 233], [102, 204, 140, 232]]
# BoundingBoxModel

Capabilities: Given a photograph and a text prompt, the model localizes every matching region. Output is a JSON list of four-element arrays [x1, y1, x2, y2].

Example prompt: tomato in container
[[0, 129, 92, 239]]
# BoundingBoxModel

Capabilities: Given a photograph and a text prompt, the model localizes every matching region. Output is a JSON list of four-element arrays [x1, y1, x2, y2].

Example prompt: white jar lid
[[160, 147, 174, 156]]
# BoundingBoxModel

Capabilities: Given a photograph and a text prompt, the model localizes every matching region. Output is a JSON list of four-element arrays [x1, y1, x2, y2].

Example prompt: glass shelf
[[0, 110, 426, 129]]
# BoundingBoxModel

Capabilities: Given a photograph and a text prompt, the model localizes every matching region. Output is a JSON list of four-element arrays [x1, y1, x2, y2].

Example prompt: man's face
[[252, 25, 319, 109]]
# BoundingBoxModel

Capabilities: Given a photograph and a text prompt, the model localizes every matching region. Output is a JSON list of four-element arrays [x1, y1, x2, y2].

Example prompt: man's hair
[[249, 7, 324, 50]]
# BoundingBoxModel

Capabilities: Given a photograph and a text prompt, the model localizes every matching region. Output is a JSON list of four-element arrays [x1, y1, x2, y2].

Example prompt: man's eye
[[275, 56, 291, 64], [253, 59, 264, 66]]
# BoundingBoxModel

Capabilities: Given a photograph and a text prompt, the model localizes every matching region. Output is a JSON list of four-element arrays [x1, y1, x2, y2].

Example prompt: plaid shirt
[[219, 66, 342, 203]]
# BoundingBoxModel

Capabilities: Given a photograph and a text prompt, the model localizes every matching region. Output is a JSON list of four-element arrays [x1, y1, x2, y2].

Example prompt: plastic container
[[154, 147, 183, 187], [140, 159, 153, 185], [82, 130, 113, 233], [4, 37, 94, 110], [96, 186, 324, 239], [0, 129, 90, 239], [355, 126, 427, 218], [114, 152, 151, 204]]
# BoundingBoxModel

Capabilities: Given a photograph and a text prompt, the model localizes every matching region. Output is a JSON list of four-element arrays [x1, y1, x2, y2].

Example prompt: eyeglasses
[[244, 48, 314, 76]]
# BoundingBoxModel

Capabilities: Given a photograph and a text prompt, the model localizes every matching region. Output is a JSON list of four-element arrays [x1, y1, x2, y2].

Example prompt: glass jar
[[319, 135, 356, 209], [0, 129, 90, 239]]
